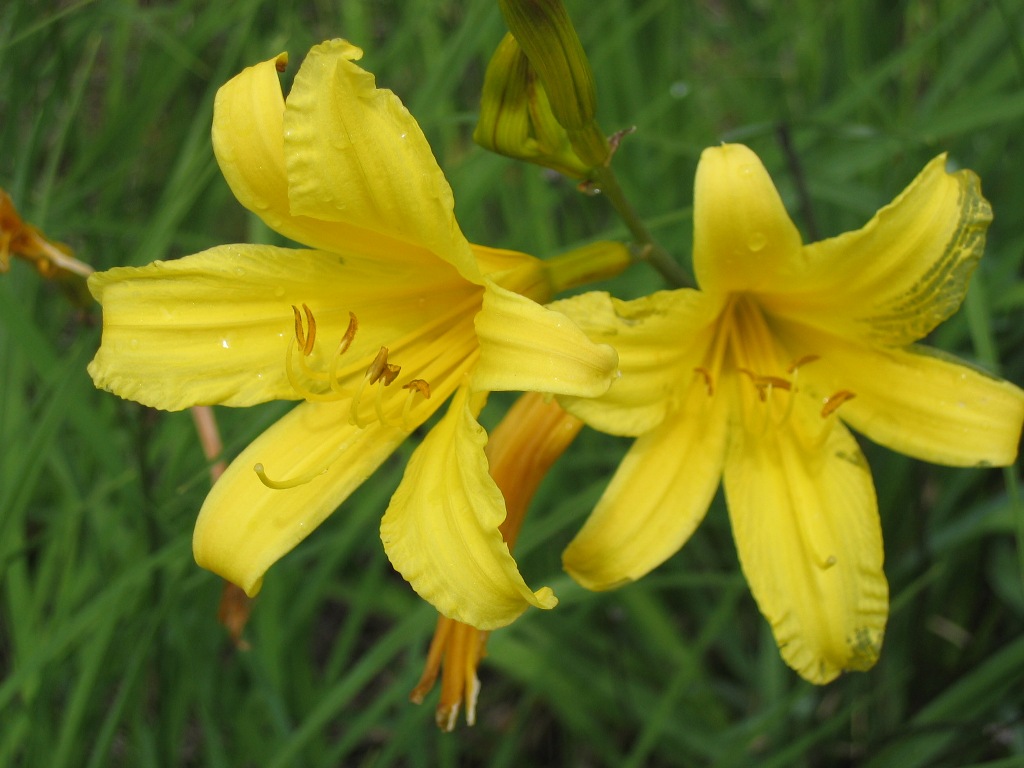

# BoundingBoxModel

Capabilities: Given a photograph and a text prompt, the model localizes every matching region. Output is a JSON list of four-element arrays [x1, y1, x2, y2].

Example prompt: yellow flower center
[[283, 303, 433, 428], [253, 303, 434, 491], [695, 295, 857, 438]]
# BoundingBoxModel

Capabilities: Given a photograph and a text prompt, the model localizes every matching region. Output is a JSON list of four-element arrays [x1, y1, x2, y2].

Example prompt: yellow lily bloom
[[87, 40, 623, 630], [552, 144, 1024, 683]]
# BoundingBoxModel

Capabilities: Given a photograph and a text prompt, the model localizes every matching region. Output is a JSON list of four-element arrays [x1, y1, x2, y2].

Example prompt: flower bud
[[474, 33, 592, 178], [496, 0, 610, 168], [498, 0, 595, 129]]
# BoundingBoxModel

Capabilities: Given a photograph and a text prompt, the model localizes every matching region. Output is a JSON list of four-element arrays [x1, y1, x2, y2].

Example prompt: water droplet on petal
[[747, 231, 767, 252]]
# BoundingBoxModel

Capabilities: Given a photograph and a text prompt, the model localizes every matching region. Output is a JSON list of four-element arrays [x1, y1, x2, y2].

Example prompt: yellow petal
[[723, 400, 888, 684], [86, 244, 472, 411], [282, 40, 480, 282], [762, 155, 992, 346], [472, 281, 618, 398], [380, 385, 557, 630], [693, 144, 804, 297], [550, 289, 719, 436], [212, 52, 421, 263], [776, 320, 1024, 467], [563, 383, 728, 590], [193, 400, 410, 596]]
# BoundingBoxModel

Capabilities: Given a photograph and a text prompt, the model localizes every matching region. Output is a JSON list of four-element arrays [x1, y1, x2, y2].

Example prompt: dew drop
[[273, 286, 286, 298], [234, 267, 246, 277], [747, 231, 767, 252], [220, 337, 231, 350], [129, 338, 139, 350], [669, 81, 690, 99]]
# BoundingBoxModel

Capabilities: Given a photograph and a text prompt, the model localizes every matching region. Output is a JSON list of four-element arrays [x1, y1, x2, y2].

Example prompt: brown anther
[[738, 368, 792, 401], [366, 346, 401, 385], [403, 379, 432, 399], [693, 367, 714, 396], [338, 311, 358, 356], [821, 390, 856, 418], [787, 354, 820, 373], [757, 375, 792, 391], [381, 364, 401, 386], [291, 303, 317, 356]]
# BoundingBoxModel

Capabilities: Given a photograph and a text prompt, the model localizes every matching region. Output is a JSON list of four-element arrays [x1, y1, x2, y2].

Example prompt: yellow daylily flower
[[87, 40, 625, 631], [552, 144, 1024, 684]]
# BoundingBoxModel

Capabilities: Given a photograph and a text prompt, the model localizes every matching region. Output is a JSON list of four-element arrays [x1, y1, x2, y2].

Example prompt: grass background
[[2, 0, 1024, 765]]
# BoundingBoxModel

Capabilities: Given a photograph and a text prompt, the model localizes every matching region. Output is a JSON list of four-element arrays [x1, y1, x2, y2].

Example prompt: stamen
[[366, 346, 401, 386], [821, 390, 856, 418], [401, 379, 432, 430], [283, 309, 424, 430], [403, 379, 431, 399], [738, 368, 792, 402], [350, 348, 399, 428], [786, 354, 820, 374], [374, 378, 390, 426], [349, 373, 372, 428], [338, 312, 358, 356], [285, 338, 352, 402], [291, 303, 317, 356], [329, 312, 360, 393], [693, 367, 714, 396]]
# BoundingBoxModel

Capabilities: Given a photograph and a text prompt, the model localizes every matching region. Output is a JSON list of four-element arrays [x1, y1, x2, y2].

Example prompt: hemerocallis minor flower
[[87, 40, 624, 630], [552, 144, 1024, 683]]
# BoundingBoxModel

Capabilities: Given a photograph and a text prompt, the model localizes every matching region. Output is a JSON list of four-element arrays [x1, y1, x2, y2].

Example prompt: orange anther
[[338, 311, 359, 356], [693, 367, 714, 396], [366, 346, 401, 385], [821, 390, 856, 418], [786, 354, 820, 373], [291, 303, 317, 356], [738, 368, 791, 401], [403, 379, 432, 399]]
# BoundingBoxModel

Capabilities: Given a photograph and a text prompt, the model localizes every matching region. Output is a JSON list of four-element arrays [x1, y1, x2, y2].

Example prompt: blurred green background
[[2, 1, 1023, 765]]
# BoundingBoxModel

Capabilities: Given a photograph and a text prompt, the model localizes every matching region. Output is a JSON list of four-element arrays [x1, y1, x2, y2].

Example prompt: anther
[[821, 390, 856, 418], [291, 303, 317, 356], [403, 379, 431, 399], [738, 368, 792, 401], [786, 354, 820, 374], [338, 312, 358, 356], [693, 367, 714, 396], [366, 346, 401, 386]]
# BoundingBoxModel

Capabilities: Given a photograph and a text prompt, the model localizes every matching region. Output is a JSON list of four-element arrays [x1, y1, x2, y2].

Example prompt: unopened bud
[[474, 33, 591, 178]]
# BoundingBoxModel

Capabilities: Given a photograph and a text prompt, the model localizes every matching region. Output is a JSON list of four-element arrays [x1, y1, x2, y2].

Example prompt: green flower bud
[[497, 0, 610, 167], [474, 33, 591, 178]]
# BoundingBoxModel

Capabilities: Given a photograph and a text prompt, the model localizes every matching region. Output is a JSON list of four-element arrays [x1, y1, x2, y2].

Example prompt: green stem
[[589, 164, 692, 288]]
